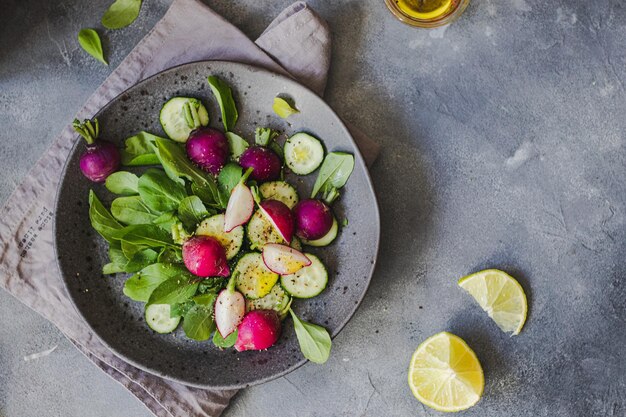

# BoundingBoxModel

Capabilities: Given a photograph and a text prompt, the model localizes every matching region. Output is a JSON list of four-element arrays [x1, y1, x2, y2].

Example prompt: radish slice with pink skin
[[224, 181, 254, 232], [262, 243, 311, 275], [214, 288, 246, 338], [259, 199, 294, 244]]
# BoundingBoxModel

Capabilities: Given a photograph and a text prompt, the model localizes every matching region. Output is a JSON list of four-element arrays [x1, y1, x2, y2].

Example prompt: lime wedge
[[408, 332, 484, 412], [458, 269, 528, 335]]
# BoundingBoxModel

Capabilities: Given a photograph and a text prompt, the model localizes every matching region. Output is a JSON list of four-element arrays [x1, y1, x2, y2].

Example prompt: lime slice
[[408, 332, 484, 412], [458, 269, 528, 335]]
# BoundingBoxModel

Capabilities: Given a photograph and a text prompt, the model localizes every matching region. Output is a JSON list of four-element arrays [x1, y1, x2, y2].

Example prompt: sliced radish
[[259, 199, 294, 244], [214, 289, 245, 338], [262, 243, 311, 275], [224, 182, 254, 232]]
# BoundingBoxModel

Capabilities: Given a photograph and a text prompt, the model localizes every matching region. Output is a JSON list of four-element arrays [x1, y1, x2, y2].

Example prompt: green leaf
[[183, 304, 215, 341], [255, 127, 279, 147], [289, 309, 332, 364], [121, 131, 163, 166], [157, 246, 183, 264], [153, 138, 222, 208], [193, 293, 217, 305], [178, 196, 209, 230], [123, 263, 189, 302], [170, 300, 194, 318], [113, 224, 174, 248], [138, 169, 187, 212], [124, 248, 158, 273], [121, 240, 142, 259], [103, 262, 126, 274], [217, 162, 243, 204], [273, 97, 299, 118], [105, 171, 139, 195], [88, 190, 123, 243], [102, 0, 142, 29], [198, 277, 228, 294], [108, 247, 128, 264], [148, 276, 199, 306], [111, 196, 159, 225], [171, 220, 191, 245], [207, 75, 238, 131], [77, 29, 107, 65], [225, 132, 249, 159], [311, 152, 355, 201], [213, 328, 237, 348], [153, 211, 178, 231]]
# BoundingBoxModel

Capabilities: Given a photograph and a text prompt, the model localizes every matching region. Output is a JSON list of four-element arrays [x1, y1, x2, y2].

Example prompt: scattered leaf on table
[[78, 29, 108, 65], [102, 0, 142, 29]]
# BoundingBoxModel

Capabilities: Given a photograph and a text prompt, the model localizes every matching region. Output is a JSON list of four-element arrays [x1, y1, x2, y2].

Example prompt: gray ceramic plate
[[54, 61, 380, 389]]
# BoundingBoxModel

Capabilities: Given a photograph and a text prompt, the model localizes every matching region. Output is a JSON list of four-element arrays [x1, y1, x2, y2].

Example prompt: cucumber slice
[[196, 214, 244, 260], [259, 181, 299, 209], [246, 209, 285, 249], [246, 284, 290, 312], [145, 304, 181, 333], [290, 237, 303, 251], [280, 254, 328, 298], [234, 253, 279, 299], [159, 97, 209, 142], [284, 133, 324, 175], [302, 217, 338, 247]]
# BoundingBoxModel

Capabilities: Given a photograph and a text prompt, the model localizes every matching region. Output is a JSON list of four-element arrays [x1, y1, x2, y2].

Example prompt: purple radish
[[73, 118, 120, 183], [235, 310, 281, 351], [224, 169, 254, 232], [186, 127, 229, 175], [259, 199, 294, 244], [214, 276, 245, 338], [238, 146, 281, 182], [293, 199, 333, 240], [262, 243, 311, 275]]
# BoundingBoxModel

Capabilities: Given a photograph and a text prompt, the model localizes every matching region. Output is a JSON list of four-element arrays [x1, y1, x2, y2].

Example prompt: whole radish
[[182, 236, 230, 277], [293, 199, 333, 240], [73, 118, 120, 182], [235, 310, 281, 351], [238, 146, 281, 182], [185, 127, 230, 175]]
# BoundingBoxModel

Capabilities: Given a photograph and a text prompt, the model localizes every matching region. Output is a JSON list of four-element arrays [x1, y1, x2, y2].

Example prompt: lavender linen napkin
[[0, 1, 379, 416]]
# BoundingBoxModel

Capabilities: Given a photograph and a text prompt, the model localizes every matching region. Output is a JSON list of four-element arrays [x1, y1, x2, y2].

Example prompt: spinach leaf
[[157, 246, 183, 264], [198, 277, 228, 294], [255, 127, 279, 147], [147, 276, 199, 306], [225, 132, 249, 159], [102, 0, 142, 29], [178, 196, 209, 230], [77, 29, 107, 65], [171, 221, 191, 245], [138, 168, 187, 212], [88, 190, 122, 243], [289, 309, 331, 364], [213, 329, 237, 348], [124, 248, 158, 273], [102, 263, 125, 274], [193, 293, 217, 305], [272, 97, 299, 118], [153, 138, 222, 208], [207, 76, 238, 131], [102, 247, 129, 274], [183, 304, 215, 341], [121, 240, 141, 258], [170, 300, 194, 318], [111, 196, 159, 225], [123, 263, 189, 302], [310, 152, 355, 203], [121, 131, 162, 166], [153, 211, 178, 231], [105, 171, 139, 195], [217, 162, 243, 205], [113, 224, 174, 248]]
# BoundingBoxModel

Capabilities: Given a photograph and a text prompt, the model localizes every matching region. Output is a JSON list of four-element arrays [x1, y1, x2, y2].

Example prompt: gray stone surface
[[1, 0, 625, 416]]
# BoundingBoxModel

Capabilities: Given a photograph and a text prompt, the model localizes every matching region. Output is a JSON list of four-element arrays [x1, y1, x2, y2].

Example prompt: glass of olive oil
[[384, 0, 469, 28]]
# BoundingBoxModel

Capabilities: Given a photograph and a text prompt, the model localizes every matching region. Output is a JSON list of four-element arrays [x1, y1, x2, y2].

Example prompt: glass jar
[[384, 0, 470, 28]]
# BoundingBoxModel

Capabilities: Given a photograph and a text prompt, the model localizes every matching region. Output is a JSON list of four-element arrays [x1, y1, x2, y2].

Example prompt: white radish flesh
[[262, 243, 311, 275]]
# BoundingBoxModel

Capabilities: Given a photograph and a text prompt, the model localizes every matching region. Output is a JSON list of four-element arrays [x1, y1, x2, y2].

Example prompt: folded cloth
[[0, 1, 379, 416]]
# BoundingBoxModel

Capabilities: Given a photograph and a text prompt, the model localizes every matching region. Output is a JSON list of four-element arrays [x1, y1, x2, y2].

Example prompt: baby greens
[[121, 131, 163, 166], [102, 0, 142, 29], [289, 309, 332, 364], [105, 171, 139, 195], [208, 76, 238, 131], [78, 29, 107, 65], [311, 152, 355, 204]]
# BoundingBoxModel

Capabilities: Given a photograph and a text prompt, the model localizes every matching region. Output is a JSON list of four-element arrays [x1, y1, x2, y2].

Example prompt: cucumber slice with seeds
[[246, 209, 285, 249], [145, 304, 181, 333], [234, 253, 279, 299], [259, 181, 299, 209], [160, 97, 209, 142], [246, 284, 290, 312], [280, 254, 328, 298], [284, 133, 324, 175], [196, 214, 244, 259], [302, 217, 338, 247]]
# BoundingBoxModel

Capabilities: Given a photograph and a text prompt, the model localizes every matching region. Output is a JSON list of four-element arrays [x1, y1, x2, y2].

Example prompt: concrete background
[[1, 0, 625, 416]]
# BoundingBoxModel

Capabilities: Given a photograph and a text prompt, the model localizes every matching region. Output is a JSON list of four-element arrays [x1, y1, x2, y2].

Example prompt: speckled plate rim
[[54, 60, 380, 390]]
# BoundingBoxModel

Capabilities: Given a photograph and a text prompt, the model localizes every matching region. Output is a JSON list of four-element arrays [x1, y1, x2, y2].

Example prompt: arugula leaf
[[148, 276, 199, 306], [123, 263, 189, 302], [225, 132, 249, 159], [105, 171, 139, 195], [289, 309, 332, 364], [77, 29, 107, 65], [138, 169, 187, 212], [183, 304, 216, 341], [88, 190, 122, 243], [311, 152, 355, 203], [102, 0, 142, 29], [217, 162, 243, 201], [124, 248, 158, 273], [273, 97, 299, 118], [121, 131, 163, 166], [207, 76, 238, 131], [111, 196, 159, 225], [178, 196, 209, 230], [255, 127, 279, 147], [113, 224, 174, 248], [213, 329, 237, 348], [153, 138, 222, 208]]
